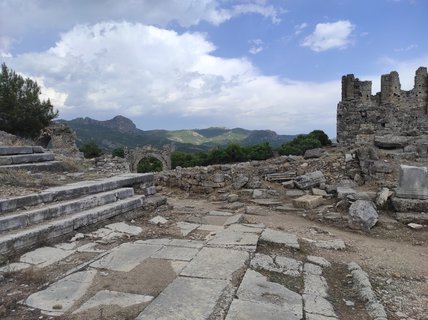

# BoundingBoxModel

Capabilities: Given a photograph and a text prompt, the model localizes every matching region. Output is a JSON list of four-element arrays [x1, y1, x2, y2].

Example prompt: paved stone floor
[[0, 199, 395, 320]]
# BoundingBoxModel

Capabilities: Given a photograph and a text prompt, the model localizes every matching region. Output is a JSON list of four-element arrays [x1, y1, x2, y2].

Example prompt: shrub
[[79, 142, 103, 158], [137, 156, 163, 173], [308, 130, 332, 146], [279, 134, 321, 156], [112, 147, 125, 158]]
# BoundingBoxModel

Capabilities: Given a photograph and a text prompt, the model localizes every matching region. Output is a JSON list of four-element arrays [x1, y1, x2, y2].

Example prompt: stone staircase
[[0, 173, 153, 257], [0, 146, 63, 172]]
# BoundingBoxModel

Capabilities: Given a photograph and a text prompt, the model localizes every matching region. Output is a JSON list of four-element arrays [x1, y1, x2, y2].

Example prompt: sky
[[1, 0, 427, 137]]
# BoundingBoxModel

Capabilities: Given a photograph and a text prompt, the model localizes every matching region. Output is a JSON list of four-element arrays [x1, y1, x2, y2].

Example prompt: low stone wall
[[155, 149, 352, 194], [93, 155, 130, 174]]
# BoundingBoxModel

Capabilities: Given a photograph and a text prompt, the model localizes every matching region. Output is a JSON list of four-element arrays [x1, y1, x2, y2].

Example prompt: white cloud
[[4, 22, 339, 135], [248, 39, 264, 54], [301, 20, 355, 52], [0, 0, 283, 45], [231, 3, 282, 24], [394, 44, 418, 52], [294, 22, 308, 35]]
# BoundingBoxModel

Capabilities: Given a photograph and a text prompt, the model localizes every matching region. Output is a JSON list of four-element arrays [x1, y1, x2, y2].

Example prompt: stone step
[[0, 160, 64, 172], [0, 195, 145, 256], [0, 188, 135, 233], [0, 152, 55, 165], [0, 146, 45, 156], [0, 173, 153, 213]]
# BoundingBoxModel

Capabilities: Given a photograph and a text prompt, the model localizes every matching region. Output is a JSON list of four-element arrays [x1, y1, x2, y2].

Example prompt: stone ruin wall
[[155, 151, 357, 195], [337, 67, 428, 149]]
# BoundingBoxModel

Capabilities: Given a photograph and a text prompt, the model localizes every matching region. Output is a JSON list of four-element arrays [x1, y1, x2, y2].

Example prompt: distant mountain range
[[58, 115, 295, 153]]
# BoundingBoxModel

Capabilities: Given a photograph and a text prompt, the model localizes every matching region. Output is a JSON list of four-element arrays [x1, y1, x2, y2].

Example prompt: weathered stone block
[[337, 186, 356, 199], [374, 135, 409, 149], [392, 197, 428, 212], [0, 146, 33, 155], [294, 171, 326, 190], [395, 165, 428, 200], [292, 195, 324, 210], [304, 148, 323, 159], [371, 160, 392, 173], [311, 188, 327, 197], [348, 200, 378, 231]]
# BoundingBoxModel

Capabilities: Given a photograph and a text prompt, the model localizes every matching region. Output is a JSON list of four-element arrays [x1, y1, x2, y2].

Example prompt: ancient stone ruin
[[337, 67, 428, 156], [37, 123, 83, 158], [125, 144, 173, 172], [0, 69, 427, 320]]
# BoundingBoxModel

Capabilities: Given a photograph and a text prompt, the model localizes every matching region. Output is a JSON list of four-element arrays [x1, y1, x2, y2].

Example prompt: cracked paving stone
[[136, 277, 229, 320], [25, 270, 97, 316], [180, 247, 248, 280], [260, 228, 300, 249], [236, 269, 303, 319]]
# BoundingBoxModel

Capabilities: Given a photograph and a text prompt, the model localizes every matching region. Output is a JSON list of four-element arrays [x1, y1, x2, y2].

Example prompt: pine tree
[[0, 63, 58, 138]]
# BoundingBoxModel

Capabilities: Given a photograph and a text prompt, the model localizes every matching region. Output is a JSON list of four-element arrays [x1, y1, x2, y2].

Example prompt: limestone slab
[[76, 243, 106, 253], [136, 276, 228, 320], [236, 269, 303, 318], [74, 290, 153, 314], [260, 228, 300, 249], [396, 165, 428, 199], [0, 262, 31, 273], [176, 222, 200, 236], [105, 222, 142, 236], [151, 246, 199, 261], [307, 256, 331, 268], [304, 263, 323, 275], [250, 253, 302, 277], [25, 270, 97, 315], [314, 239, 346, 250], [168, 239, 205, 248], [208, 210, 233, 216], [135, 238, 171, 246], [226, 223, 264, 234], [197, 224, 224, 232], [20, 246, 74, 268], [207, 229, 259, 250], [223, 214, 243, 226], [303, 294, 337, 318], [225, 299, 301, 320], [90, 243, 162, 272], [304, 274, 328, 297], [180, 247, 248, 280]]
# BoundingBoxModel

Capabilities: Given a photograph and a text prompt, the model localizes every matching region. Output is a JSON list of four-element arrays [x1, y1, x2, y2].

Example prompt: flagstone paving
[[0, 201, 386, 320]]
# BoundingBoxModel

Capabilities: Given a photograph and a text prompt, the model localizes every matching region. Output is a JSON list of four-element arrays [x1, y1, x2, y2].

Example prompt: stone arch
[[125, 145, 173, 172]]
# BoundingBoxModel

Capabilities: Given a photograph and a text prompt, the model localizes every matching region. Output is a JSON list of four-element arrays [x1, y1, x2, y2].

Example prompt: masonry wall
[[337, 67, 428, 147]]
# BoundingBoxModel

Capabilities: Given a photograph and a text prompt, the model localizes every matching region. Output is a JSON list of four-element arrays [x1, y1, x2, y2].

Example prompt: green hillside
[[58, 116, 295, 153]]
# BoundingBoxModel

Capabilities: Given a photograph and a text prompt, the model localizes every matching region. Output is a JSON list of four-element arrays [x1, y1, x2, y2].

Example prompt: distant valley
[[58, 116, 295, 153]]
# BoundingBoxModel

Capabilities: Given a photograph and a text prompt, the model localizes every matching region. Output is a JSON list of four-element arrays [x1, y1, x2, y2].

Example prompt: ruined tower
[[337, 67, 428, 147]]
